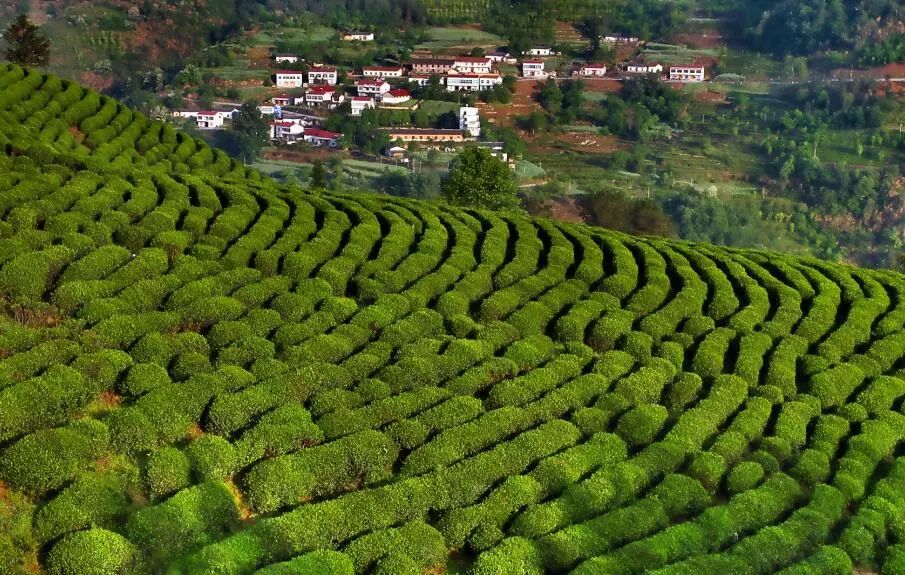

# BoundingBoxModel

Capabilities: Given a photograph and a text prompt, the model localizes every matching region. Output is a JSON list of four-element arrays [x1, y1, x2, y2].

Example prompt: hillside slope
[[1, 64, 905, 574]]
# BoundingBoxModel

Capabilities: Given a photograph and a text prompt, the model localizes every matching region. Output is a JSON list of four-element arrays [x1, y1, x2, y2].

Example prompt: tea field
[[1, 63, 905, 574]]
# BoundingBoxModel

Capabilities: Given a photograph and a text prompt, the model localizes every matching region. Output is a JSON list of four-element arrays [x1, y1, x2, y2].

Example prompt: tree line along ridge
[[1, 63, 905, 574]]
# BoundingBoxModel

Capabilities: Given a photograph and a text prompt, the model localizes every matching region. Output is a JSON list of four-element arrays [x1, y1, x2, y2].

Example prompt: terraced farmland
[[2, 63, 905, 575]]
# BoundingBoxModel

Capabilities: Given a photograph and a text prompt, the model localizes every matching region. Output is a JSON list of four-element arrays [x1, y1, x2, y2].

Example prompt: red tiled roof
[[272, 121, 295, 127], [275, 70, 304, 75], [309, 65, 337, 73], [197, 111, 218, 115], [308, 85, 336, 95], [454, 56, 491, 63], [306, 129, 341, 139], [387, 89, 410, 97], [351, 96, 373, 101], [364, 66, 403, 72], [356, 79, 388, 86]]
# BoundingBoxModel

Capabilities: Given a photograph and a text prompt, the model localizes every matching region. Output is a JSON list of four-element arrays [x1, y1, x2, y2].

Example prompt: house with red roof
[[452, 56, 493, 74], [270, 121, 304, 141], [304, 128, 342, 147], [308, 65, 338, 85], [380, 89, 412, 105], [305, 85, 344, 108], [578, 63, 608, 77], [356, 79, 391, 97], [195, 111, 224, 129]]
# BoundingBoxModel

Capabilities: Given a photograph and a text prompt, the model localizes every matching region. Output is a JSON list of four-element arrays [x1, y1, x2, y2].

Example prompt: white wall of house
[[275, 73, 304, 88]]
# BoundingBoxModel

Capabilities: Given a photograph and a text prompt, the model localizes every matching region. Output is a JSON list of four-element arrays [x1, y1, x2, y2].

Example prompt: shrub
[[145, 446, 192, 500], [615, 404, 668, 448], [472, 537, 544, 575], [725, 461, 764, 494], [254, 551, 354, 575], [0, 419, 110, 494], [34, 473, 129, 544], [46, 528, 137, 575], [187, 435, 237, 482]]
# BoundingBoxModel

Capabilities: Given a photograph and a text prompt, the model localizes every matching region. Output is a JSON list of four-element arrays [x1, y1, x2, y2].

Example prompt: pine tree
[[3, 14, 50, 67]]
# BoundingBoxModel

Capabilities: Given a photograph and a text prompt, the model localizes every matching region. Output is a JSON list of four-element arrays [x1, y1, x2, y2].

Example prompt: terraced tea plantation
[[2, 63, 905, 575]]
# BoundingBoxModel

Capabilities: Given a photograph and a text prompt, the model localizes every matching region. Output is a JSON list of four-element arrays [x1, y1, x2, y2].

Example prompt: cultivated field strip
[[1, 64, 905, 574]]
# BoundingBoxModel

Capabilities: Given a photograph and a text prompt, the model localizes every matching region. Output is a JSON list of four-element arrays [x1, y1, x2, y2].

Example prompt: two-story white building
[[195, 111, 224, 129], [274, 70, 305, 88], [521, 60, 547, 79], [453, 56, 493, 74], [308, 65, 338, 85], [356, 79, 391, 97], [270, 121, 305, 141], [579, 63, 607, 77], [669, 64, 705, 82], [350, 96, 375, 116], [445, 72, 503, 92], [305, 85, 343, 108], [362, 66, 405, 79], [459, 106, 480, 138]]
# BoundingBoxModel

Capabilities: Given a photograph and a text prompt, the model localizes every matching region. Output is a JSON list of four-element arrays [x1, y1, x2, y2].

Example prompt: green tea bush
[[145, 446, 192, 499], [46, 528, 137, 575]]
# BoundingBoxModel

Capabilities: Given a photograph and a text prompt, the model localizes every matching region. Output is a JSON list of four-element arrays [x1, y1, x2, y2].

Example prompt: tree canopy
[[442, 146, 519, 211], [3, 14, 50, 68]]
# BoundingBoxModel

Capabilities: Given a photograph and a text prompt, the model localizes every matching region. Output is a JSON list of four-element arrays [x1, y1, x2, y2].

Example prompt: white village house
[[487, 51, 517, 64], [625, 61, 663, 74], [305, 85, 344, 108], [274, 54, 300, 63], [271, 94, 292, 106], [350, 96, 375, 116], [521, 60, 547, 79], [304, 128, 342, 147], [362, 66, 405, 79], [356, 79, 391, 97], [579, 63, 607, 77], [195, 111, 224, 129], [380, 89, 412, 105], [459, 106, 480, 138], [270, 121, 304, 141], [342, 31, 374, 42], [525, 47, 553, 57], [602, 35, 640, 44], [445, 71, 503, 92], [308, 65, 338, 85], [669, 64, 706, 82], [274, 70, 305, 88], [452, 56, 493, 74]]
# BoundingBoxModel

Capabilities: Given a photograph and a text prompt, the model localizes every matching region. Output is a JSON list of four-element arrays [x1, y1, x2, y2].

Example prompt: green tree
[[442, 146, 519, 211], [232, 101, 269, 163], [311, 161, 327, 188], [3, 14, 50, 67], [537, 78, 563, 118]]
